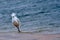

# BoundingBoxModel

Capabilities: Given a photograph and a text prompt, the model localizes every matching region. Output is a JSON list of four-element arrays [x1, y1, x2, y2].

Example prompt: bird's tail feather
[[17, 27, 21, 32]]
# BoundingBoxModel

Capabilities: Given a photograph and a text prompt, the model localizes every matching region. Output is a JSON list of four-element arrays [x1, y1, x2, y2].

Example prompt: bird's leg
[[16, 27, 21, 32]]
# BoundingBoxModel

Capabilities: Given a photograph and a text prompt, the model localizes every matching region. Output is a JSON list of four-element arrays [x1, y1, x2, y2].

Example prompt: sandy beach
[[0, 32, 60, 40]]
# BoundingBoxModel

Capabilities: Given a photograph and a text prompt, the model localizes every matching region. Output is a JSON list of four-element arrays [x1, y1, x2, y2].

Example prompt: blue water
[[0, 0, 60, 34]]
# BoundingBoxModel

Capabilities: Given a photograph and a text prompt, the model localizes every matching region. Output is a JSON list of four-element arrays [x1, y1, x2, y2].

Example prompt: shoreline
[[0, 32, 60, 40]]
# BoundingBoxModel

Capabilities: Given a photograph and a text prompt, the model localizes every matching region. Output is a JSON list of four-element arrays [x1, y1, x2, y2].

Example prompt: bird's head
[[11, 13, 16, 18]]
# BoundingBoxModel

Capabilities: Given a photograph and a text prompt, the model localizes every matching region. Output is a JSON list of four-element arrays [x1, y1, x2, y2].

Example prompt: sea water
[[0, 0, 60, 34]]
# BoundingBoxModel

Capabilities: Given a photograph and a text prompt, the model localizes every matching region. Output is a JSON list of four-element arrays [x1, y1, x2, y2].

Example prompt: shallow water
[[0, 0, 60, 34]]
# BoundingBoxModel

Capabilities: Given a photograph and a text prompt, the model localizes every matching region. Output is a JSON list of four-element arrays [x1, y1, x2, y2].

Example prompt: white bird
[[11, 13, 21, 32]]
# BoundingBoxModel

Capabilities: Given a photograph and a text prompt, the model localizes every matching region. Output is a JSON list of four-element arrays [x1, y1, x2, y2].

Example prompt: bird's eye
[[12, 16, 14, 17]]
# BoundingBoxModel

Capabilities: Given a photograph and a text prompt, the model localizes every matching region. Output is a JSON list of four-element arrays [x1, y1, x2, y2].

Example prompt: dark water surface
[[0, 0, 60, 34]]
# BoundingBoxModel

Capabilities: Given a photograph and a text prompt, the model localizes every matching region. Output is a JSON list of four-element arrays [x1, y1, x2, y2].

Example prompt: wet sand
[[0, 32, 60, 40]]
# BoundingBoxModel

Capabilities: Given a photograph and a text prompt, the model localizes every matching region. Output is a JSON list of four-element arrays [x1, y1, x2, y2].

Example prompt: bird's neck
[[12, 16, 17, 19]]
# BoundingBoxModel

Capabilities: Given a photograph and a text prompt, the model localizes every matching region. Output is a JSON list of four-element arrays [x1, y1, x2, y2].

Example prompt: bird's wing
[[17, 18, 21, 26]]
